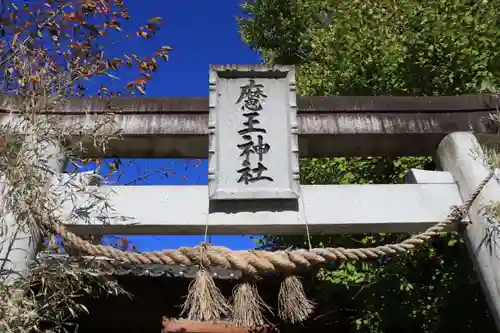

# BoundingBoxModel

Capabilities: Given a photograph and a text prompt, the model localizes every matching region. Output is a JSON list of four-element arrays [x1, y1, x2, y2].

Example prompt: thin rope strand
[[199, 194, 212, 267], [299, 188, 313, 251], [203, 211, 209, 244]]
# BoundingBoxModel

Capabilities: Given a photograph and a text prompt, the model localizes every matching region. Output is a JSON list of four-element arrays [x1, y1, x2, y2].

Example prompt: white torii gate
[[1, 65, 500, 330]]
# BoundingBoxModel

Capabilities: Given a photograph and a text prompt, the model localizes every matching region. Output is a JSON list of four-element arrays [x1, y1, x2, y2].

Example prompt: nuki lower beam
[[61, 176, 464, 236]]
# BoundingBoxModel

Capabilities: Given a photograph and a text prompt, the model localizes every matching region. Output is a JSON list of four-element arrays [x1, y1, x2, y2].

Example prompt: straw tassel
[[278, 274, 315, 323], [231, 277, 272, 327], [180, 244, 231, 321]]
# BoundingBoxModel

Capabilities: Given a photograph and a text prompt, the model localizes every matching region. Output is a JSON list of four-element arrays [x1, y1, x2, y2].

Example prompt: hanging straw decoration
[[275, 194, 316, 323], [231, 277, 272, 327], [278, 273, 315, 323], [180, 243, 231, 321]]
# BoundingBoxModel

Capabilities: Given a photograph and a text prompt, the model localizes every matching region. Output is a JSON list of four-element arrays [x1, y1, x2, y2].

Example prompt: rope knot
[[198, 242, 211, 268], [448, 205, 465, 224], [199, 241, 211, 249]]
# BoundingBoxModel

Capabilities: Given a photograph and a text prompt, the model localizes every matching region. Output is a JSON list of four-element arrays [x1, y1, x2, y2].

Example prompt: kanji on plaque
[[235, 79, 273, 185], [236, 79, 267, 111]]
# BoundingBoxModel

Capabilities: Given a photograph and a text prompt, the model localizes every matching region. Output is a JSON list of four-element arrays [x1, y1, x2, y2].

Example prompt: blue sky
[[71, 0, 263, 251]]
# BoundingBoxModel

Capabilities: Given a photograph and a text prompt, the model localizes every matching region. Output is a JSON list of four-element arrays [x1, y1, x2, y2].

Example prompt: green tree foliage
[[239, 0, 500, 95], [239, 0, 499, 331]]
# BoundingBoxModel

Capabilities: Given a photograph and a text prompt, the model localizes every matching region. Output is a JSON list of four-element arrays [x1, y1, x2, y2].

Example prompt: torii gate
[[2, 65, 500, 331]]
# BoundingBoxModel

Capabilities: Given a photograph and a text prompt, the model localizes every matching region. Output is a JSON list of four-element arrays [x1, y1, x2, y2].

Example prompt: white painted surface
[[62, 183, 464, 235], [208, 65, 299, 200], [0, 140, 63, 284], [404, 168, 456, 184], [437, 132, 500, 331]]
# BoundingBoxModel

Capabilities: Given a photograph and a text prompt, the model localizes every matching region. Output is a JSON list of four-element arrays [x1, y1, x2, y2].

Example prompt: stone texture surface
[[1, 94, 496, 158], [437, 132, 500, 331], [208, 65, 299, 200], [62, 183, 464, 235]]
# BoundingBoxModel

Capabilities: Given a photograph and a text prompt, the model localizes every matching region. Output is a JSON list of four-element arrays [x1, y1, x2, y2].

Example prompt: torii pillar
[[437, 131, 500, 331], [0, 139, 64, 285]]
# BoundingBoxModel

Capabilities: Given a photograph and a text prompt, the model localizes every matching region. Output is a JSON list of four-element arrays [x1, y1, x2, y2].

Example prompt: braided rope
[[54, 171, 494, 275]]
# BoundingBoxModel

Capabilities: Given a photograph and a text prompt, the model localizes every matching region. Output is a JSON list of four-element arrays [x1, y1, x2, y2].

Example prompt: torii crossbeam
[[1, 65, 500, 331]]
